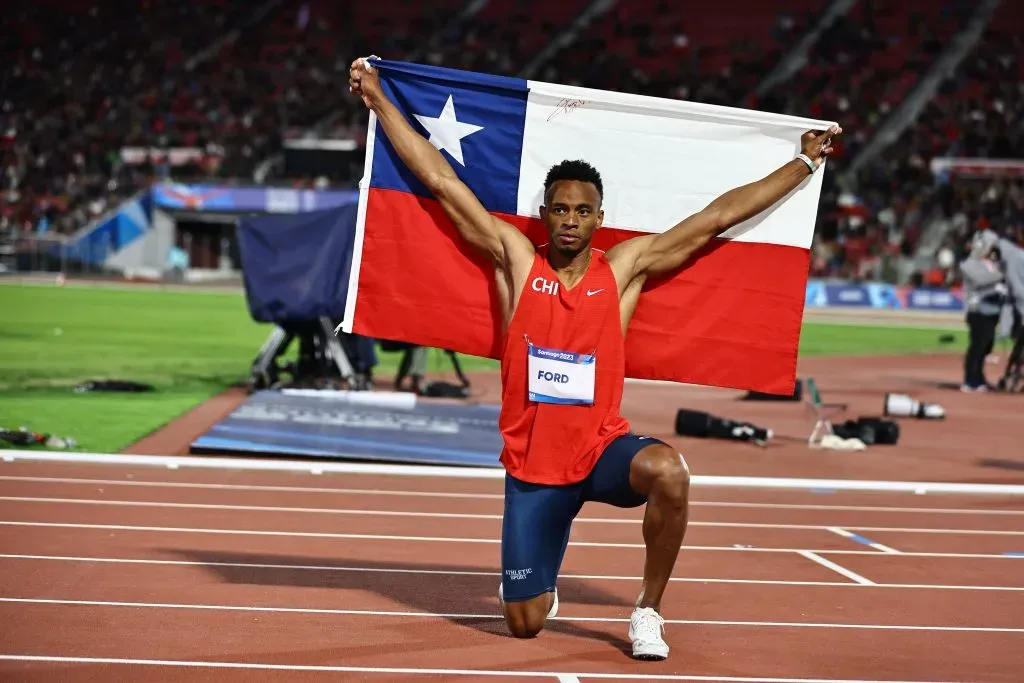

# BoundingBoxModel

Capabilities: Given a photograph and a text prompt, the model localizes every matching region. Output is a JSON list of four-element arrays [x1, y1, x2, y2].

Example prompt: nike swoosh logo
[[586, 289, 604, 296]]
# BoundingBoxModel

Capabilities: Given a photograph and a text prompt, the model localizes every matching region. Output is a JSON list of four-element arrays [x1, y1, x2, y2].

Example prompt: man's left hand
[[801, 125, 842, 169]]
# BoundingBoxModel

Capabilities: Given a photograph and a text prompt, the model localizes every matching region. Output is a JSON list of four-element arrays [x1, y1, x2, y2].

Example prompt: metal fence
[[0, 233, 241, 283], [1, 234, 111, 276]]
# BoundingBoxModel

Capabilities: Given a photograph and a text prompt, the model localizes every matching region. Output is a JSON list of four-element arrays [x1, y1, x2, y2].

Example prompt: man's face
[[539, 180, 604, 256]]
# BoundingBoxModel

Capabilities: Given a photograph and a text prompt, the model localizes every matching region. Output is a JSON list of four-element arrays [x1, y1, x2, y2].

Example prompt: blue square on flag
[[368, 59, 529, 215]]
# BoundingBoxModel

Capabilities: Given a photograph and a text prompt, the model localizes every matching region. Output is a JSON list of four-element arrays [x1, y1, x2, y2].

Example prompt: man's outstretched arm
[[349, 57, 532, 268], [609, 126, 841, 287]]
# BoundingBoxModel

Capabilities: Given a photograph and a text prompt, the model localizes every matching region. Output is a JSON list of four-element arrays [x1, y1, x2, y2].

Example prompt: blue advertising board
[[151, 183, 359, 213], [804, 280, 964, 312], [191, 391, 504, 467], [901, 288, 964, 311]]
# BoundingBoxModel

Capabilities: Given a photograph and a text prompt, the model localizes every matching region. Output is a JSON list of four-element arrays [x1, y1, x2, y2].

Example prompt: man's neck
[[547, 246, 592, 287]]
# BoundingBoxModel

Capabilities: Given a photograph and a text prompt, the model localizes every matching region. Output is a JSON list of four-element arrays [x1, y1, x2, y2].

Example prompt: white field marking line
[[827, 527, 901, 554], [1, 520, 1020, 560], [0, 656, 970, 683], [6, 450, 1024, 495], [557, 676, 580, 683], [797, 550, 875, 585], [3, 475, 1024, 517], [3, 553, 1023, 591], [2, 597, 1022, 633], [3, 496, 1022, 536]]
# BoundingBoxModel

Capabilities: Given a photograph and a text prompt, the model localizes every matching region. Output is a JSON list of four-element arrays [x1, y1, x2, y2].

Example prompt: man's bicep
[[634, 209, 721, 278], [436, 178, 507, 262]]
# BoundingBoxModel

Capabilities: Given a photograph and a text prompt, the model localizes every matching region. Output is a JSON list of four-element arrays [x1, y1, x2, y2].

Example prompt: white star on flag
[[413, 94, 484, 166]]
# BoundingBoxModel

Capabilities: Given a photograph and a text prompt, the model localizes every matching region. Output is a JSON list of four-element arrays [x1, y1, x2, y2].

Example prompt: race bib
[[527, 343, 596, 406]]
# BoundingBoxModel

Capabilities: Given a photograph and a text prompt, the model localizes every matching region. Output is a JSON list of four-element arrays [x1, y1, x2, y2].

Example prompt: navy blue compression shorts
[[500, 433, 674, 602]]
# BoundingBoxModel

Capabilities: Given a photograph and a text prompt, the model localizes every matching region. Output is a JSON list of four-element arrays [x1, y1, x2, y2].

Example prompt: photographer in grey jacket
[[977, 229, 1024, 391], [959, 231, 1007, 391]]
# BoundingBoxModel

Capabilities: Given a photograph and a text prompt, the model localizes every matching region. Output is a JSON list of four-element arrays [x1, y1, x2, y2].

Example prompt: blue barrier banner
[[151, 184, 359, 213], [804, 281, 827, 308], [900, 287, 964, 311], [53, 193, 152, 265], [804, 281, 964, 312], [866, 283, 902, 309], [823, 284, 871, 307]]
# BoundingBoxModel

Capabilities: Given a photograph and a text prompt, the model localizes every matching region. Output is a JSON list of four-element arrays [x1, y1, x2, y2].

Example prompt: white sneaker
[[498, 582, 558, 618], [629, 607, 669, 660]]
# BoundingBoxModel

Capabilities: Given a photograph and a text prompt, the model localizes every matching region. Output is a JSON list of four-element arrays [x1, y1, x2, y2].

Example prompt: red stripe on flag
[[353, 188, 809, 394], [353, 190, 504, 356]]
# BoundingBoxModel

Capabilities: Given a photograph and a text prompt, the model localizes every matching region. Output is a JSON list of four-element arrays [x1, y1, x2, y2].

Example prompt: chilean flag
[[340, 59, 834, 394]]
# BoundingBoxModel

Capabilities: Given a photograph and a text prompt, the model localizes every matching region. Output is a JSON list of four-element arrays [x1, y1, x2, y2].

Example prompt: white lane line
[[0, 521, 1020, 559], [827, 527, 901, 554], [0, 655, 971, 682], [2, 598, 1020, 632], [695, 501, 1024, 516], [5, 451, 1024, 495], [692, 501, 1024, 516], [841, 527, 1024, 536], [1, 496, 1021, 536], [0, 479, 507, 499], [797, 550, 875, 585], [1, 476, 510, 500], [0, 496, 507, 521], [1, 474, 1020, 517], [557, 676, 581, 683], [3, 475, 1024, 516], [1, 553, 1021, 591]]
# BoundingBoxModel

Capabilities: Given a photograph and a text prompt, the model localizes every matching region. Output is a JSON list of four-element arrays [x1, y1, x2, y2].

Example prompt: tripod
[[393, 346, 471, 397], [997, 313, 1023, 393], [249, 317, 365, 391]]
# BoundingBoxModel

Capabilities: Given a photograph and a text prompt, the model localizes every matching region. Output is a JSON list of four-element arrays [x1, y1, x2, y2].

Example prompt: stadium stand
[[538, 1, 820, 108], [2, 0, 1021, 288], [2, 0, 264, 236], [418, 0, 595, 78], [833, 0, 1023, 285]]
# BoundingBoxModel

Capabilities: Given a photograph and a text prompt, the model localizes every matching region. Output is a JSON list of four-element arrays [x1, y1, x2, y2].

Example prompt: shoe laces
[[631, 607, 665, 642]]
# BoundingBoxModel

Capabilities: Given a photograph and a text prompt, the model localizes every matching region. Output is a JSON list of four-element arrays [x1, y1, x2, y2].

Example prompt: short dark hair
[[543, 159, 603, 204]]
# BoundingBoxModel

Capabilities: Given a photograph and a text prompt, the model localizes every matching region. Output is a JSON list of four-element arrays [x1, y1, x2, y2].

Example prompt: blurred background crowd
[[3, 0, 1022, 287]]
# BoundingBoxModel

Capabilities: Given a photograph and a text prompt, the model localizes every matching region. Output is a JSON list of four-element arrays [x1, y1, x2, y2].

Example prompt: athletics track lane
[[0, 460, 1021, 682]]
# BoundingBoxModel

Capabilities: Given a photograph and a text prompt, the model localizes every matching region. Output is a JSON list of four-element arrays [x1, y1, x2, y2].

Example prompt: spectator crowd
[[3, 0, 1021, 287]]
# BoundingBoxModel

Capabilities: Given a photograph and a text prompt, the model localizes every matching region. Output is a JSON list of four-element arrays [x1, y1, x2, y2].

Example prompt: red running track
[[0, 460, 1022, 682]]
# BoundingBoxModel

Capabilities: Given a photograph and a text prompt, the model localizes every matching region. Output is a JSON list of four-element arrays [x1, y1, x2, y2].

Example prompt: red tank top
[[498, 247, 631, 485]]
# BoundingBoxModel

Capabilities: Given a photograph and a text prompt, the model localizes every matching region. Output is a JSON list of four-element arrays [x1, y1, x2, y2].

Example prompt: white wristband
[[796, 154, 816, 173]]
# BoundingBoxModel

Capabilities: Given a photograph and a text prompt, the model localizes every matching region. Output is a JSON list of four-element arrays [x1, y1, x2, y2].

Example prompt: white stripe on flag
[[341, 108, 380, 334], [520, 80, 835, 249]]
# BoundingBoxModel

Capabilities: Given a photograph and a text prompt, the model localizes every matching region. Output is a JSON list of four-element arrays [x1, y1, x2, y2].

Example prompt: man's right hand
[[349, 56, 383, 109]]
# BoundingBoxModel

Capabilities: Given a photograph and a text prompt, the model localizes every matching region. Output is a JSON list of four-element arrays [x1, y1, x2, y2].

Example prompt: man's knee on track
[[637, 445, 690, 504], [503, 597, 550, 638], [506, 613, 546, 639]]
